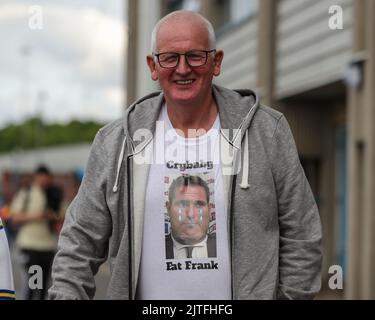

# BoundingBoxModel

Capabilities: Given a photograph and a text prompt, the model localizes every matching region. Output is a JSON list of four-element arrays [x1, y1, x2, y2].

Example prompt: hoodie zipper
[[229, 174, 237, 300], [127, 155, 133, 300], [227, 147, 242, 300]]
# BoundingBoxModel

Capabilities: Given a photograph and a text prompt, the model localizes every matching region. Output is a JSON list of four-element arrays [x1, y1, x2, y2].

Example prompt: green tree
[[0, 118, 104, 154]]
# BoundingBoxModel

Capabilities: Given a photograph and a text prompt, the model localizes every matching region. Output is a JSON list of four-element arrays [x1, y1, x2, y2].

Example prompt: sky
[[0, 0, 126, 129]]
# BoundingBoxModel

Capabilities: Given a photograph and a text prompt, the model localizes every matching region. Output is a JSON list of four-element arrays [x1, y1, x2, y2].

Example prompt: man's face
[[147, 19, 223, 106], [169, 185, 210, 245]]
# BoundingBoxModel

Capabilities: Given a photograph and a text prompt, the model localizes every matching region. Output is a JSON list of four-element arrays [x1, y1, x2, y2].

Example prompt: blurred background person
[[45, 175, 64, 236], [6, 175, 32, 249], [11, 165, 58, 300], [51, 169, 83, 235]]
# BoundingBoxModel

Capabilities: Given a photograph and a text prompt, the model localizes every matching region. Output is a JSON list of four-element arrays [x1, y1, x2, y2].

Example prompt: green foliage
[[0, 117, 104, 154]]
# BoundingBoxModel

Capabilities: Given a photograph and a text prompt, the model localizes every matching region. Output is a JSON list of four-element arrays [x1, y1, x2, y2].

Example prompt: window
[[215, 0, 258, 30], [231, 0, 257, 22], [164, 0, 258, 31]]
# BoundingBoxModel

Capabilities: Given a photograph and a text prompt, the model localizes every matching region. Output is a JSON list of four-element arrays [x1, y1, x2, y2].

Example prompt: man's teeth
[[176, 80, 194, 85]]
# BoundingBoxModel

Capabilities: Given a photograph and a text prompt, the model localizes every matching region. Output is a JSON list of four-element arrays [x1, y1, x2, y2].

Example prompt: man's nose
[[175, 55, 191, 74], [186, 204, 196, 219]]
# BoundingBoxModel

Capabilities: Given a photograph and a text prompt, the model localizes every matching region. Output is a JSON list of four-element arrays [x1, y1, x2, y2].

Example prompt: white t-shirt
[[137, 105, 231, 300], [0, 218, 16, 300]]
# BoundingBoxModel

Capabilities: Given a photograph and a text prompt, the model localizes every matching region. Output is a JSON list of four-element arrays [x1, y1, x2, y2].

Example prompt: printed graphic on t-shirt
[[164, 172, 216, 260]]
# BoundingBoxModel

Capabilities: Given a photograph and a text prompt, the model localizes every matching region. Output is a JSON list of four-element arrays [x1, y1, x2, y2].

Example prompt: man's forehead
[[174, 185, 207, 198], [156, 36, 209, 54], [157, 19, 208, 45], [159, 11, 206, 29]]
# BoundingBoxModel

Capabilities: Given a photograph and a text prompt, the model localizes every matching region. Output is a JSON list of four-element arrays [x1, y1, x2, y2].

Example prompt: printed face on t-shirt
[[168, 185, 210, 245]]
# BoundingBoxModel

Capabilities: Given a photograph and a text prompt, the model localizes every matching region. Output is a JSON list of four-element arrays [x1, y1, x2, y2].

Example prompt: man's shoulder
[[131, 91, 163, 108], [98, 118, 124, 139], [257, 104, 283, 122], [250, 104, 285, 138], [96, 91, 163, 139], [87, 119, 125, 159]]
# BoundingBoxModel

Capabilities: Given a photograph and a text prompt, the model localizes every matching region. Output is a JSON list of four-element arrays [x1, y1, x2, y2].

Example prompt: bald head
[[151, 10, 216, 53]]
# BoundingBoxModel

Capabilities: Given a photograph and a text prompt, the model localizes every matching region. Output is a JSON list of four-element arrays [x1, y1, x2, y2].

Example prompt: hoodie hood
[[112, 84, 260, 192], [123, 84, 259, 148], [213, 85, 259, 143]]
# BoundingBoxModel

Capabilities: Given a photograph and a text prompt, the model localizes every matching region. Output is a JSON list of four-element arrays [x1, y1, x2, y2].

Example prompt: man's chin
[[168, 91, 199, 104], [178, 234, 205, 245]]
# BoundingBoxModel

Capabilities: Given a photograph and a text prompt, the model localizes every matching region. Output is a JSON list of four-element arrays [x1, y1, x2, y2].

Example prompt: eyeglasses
[[153, 49, 216, 68]]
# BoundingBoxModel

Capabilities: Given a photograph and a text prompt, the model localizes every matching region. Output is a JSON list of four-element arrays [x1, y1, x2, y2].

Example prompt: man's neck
[[165, 94, 218, 138]]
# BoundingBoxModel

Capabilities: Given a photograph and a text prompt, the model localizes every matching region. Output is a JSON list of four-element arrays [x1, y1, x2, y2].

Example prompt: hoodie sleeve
[[49, 131, 112, 300], [270, 115, 323, 300], [0, 219, 16, 300]]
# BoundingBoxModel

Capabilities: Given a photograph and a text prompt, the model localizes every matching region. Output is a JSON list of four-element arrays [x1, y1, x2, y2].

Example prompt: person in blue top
[[0, 218, 16, 300]]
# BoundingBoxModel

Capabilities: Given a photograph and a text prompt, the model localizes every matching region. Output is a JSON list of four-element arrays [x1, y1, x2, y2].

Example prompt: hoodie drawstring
[[113, 136, 127, 193], [240, 130, 250, 189]]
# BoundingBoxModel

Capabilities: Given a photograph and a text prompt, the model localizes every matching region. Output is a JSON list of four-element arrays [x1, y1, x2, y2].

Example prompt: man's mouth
[[174, 80, 195, 85], [181, 222, 199, 227]]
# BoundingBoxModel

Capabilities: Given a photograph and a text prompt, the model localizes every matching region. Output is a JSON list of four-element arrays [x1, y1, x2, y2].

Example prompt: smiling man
[[147, 11, 223, 137], [50, 10, 322, 300]]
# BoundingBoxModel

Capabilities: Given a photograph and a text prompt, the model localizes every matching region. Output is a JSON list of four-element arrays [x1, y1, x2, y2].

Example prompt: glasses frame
[[152, 49, 217, 69]]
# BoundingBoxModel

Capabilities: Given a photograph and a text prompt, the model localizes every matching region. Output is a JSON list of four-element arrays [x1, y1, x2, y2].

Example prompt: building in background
[[126, 0, 375, 299]]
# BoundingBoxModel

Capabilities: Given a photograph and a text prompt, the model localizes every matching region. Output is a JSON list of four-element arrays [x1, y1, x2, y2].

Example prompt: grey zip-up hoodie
[[49, 85, 322, 300]]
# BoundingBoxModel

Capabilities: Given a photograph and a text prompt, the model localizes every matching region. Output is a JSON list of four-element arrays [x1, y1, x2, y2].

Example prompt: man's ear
[[213, 50, 224, 77], [147, 55, 159, 81]]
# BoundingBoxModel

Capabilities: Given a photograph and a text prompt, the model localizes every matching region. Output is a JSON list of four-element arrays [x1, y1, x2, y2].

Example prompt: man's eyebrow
[[195, 200, 207, 205], [175, 199, 189, 204], [173, 199, 206, 204]]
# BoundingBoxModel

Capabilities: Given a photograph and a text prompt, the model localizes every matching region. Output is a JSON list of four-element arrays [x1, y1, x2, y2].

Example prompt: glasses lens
[[186, 51, 207, 67], [157, 50, 211, 68], [158, 53, 179, 68]]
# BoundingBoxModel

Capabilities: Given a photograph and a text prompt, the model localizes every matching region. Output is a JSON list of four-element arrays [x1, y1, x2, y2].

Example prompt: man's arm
[[270, 115, 323, 300], [48, 131, 112, 300]]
